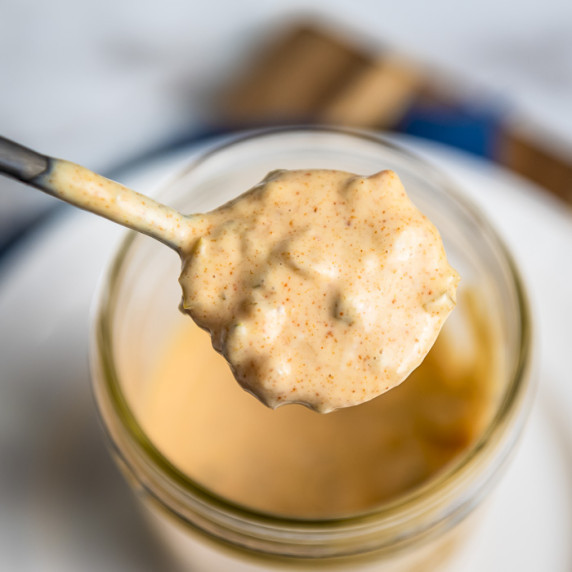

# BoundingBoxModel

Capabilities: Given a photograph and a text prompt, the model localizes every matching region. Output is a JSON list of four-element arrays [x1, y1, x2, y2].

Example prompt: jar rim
[[91, 125, 533, 539]]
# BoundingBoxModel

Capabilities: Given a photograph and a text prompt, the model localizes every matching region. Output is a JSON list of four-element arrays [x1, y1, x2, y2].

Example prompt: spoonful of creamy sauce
[[0, 136, 459, 413]]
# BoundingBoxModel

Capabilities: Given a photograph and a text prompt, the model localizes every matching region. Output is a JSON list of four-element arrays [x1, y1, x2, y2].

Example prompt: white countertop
[[2, 0, 572, 167], [2, 0, 571, 241]]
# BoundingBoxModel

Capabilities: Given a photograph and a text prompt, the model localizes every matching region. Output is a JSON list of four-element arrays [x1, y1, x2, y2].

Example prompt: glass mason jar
[[91, 127, 533, 570]]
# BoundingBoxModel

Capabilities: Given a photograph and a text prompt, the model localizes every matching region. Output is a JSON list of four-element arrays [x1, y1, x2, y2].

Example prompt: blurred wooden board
[[221, 24, 572, 204]]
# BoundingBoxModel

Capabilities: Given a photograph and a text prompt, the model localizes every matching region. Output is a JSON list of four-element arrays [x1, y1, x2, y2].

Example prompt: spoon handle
[[0, 136, 50, 181], [0, 136, 199, 251]]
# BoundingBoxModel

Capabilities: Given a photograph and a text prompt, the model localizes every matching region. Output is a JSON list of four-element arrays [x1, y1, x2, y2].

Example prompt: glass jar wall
[[91, 127, 533, 570]]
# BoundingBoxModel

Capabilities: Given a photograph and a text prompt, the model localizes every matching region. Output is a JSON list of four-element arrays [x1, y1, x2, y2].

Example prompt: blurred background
[[1, 0, 571, 249], [1, 1, 572, 570]]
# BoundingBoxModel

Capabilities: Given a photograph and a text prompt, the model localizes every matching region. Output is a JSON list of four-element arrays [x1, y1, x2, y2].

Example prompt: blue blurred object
[[397, 102, 504, 160]]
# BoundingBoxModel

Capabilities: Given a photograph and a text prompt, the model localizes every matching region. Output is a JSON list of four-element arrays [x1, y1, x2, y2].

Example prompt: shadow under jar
[[91, 127, 533, 571]]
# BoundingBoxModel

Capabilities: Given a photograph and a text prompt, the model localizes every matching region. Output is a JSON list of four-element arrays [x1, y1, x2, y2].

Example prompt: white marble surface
[[2, 0, 572, 165], [1, 0, 572, 233]]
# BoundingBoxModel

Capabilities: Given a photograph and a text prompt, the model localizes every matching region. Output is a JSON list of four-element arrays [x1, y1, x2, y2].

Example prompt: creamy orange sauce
[[179, 169, 459, 412], [139, 290, 496, 519], [45, 161, 458, 412]]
